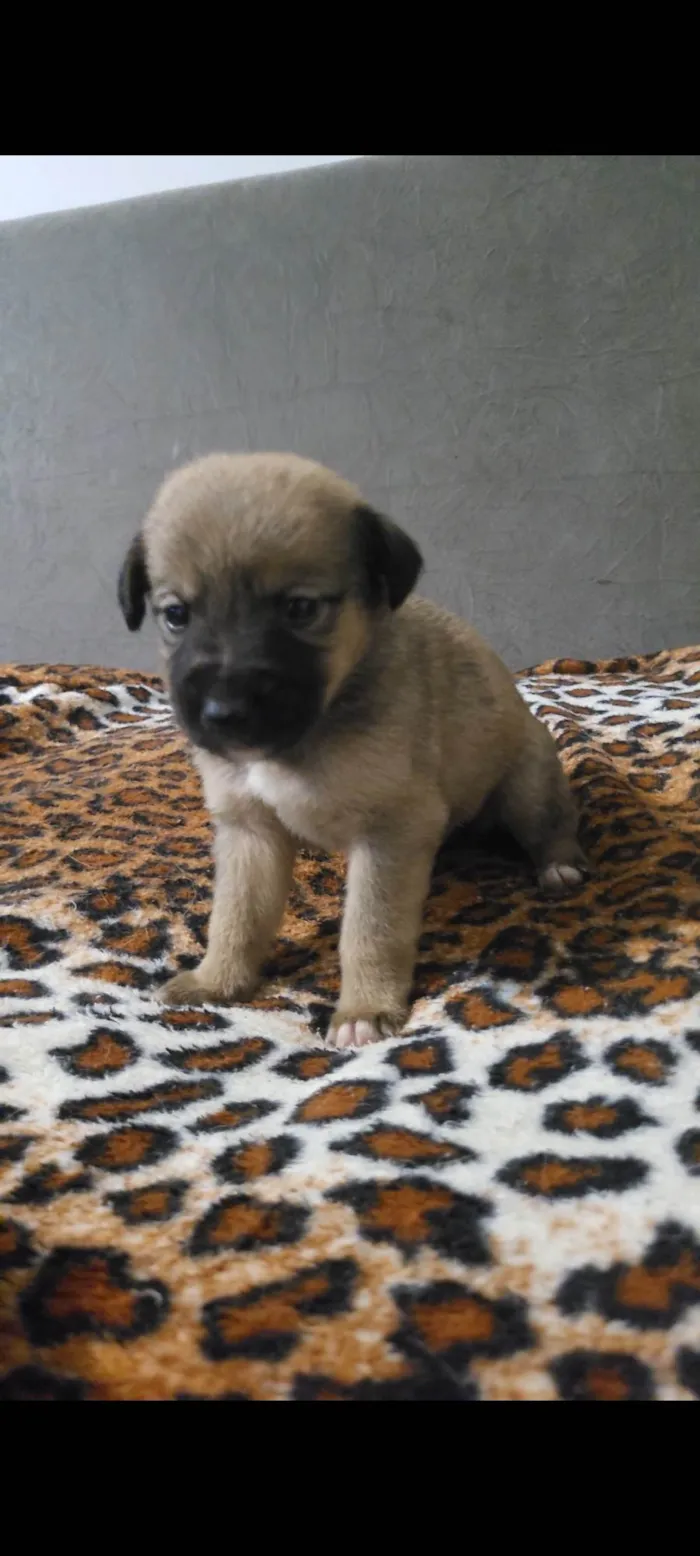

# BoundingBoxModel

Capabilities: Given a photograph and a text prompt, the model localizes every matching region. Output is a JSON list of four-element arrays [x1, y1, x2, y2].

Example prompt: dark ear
[[118, 534, 150, 631], [355, 505, 423, 610]]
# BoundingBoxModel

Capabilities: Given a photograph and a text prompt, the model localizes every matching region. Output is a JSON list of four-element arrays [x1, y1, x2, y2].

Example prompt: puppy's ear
[[118, 534, 150, 631], [355, 505, 423, 610]]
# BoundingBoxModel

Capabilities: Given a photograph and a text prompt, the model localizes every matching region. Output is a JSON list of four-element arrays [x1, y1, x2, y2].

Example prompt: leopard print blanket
[[1, 650, 699, 1401]]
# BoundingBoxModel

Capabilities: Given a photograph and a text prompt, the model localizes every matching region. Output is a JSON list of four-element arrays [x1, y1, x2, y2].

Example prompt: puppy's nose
[[201, 693, 250, 727], [200, 671, 281, 730]]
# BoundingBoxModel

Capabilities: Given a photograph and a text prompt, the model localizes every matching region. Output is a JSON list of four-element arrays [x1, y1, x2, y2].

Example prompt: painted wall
[[1, 154, 698, 670]]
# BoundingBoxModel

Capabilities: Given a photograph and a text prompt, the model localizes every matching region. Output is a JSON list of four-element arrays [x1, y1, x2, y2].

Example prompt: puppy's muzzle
[[201, 671, 279, 733], [179, 663, 321, 754]]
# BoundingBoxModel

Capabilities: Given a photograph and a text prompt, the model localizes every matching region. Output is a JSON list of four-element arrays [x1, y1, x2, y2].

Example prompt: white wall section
[[0, 156, 360, 222]]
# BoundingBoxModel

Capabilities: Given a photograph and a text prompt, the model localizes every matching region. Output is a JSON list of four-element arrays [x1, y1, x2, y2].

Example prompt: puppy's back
[[391, 596, 536, 813], [397, 596, 526, 720]]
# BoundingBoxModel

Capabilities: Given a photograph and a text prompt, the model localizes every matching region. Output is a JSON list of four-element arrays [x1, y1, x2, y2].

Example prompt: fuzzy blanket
[[1, 651, 699, 1402]]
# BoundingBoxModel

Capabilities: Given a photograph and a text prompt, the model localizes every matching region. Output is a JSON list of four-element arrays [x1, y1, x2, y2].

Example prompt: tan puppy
[[118, 453, 587, 1047]]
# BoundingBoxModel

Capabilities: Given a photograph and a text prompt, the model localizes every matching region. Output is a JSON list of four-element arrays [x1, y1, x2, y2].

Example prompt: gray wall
[[1, 154, 698, 672]]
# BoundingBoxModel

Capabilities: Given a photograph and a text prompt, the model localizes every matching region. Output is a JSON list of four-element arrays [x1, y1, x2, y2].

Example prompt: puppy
[[118, 452, 587, 1048]]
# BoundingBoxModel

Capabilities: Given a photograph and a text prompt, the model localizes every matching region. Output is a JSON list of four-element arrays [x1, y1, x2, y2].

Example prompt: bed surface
[[1, 650, 699, 1400]]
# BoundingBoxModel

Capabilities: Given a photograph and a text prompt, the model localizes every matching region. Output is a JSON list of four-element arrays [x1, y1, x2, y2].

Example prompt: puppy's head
[[118, 453, 422, 758]]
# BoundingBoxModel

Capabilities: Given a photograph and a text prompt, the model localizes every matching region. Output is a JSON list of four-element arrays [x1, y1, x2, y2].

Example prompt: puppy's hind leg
[[495, 723, 588, 898]]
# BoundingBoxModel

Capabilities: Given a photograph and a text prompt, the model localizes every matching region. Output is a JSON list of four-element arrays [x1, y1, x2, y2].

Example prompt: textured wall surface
[[1, 154, 698, 671]]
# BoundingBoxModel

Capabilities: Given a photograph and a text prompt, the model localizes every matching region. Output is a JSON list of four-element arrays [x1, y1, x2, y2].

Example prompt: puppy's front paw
[[161, 970, 234, 1008], [326, 1008, 406, 1049], [539, 853, 589, 898]]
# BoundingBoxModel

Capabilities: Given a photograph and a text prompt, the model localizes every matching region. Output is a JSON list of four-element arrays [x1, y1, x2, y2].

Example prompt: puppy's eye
[[162, 602, 190, 632], [282, 596, 321, 627]]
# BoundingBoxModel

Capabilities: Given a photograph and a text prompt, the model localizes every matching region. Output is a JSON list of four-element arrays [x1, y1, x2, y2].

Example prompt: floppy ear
[[355, 505, 423, 610], [118, 534, 150, 631]]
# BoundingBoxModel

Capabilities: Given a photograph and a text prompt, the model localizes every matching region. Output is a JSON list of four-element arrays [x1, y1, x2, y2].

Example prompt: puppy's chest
[[244, 761, 349, 849]]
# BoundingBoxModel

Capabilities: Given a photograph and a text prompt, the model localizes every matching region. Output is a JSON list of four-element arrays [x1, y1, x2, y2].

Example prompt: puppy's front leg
[[163, 808, 296, 1007], [328, 821, 444, 1048]]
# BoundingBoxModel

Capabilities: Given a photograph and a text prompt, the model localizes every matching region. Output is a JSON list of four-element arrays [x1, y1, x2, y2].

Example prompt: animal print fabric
[[1, 651, 699, 1401]]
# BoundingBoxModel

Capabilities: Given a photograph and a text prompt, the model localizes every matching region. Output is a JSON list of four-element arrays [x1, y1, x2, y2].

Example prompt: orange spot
[[216, 1274, 328, 1348], [298, 1055, 334, 1079], [74, 1032, 134, 1073], [363, 1128, 460, 1162], [160, 1009, 222, 1029], [83, 963, 142, 987], [38, 1167, 86, 1195], [617, 1251, 700, 1311], [397, 1045, 438, 1072], [202, 1203, 282, 1248], [507, 1043, 564, 1089], [365, 1183, 452, 1243], [521, 1160, 601, 1193], [180, 1039, 267, 1072], [586, 1366, 629, 1401], [422, 1084, 464, 1118], [564, 1103, 617, 1131], [615, 1045, 665, 1080], [449, 991, 518, 1029], [46, 1258, 135, 1327], [0, 923, 43, 966], [197, 1106, 254, 1129], [0, 1221, 20, 1258], [71, 1081, 212, 1120], [127, 1188, 170, 1217], [611, 972, 689, 1010], [229, 1142, 273, 1179], [634, 722, 668, 738], [413, 1296, 494, 1347], [97, 1128, 157, 1168], [550, 986, 606, 1017], [298, 1083, 371, 1122], [104, 927, 161, 956]]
